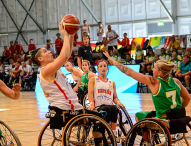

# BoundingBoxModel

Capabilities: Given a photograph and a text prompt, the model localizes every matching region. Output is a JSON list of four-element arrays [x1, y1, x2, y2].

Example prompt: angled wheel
[[62, 114, 117, 146], [38, 120, 63, 146], [124, 118, 172, 146], [0, 120, 22, 146], [83, 93, 90, 109]]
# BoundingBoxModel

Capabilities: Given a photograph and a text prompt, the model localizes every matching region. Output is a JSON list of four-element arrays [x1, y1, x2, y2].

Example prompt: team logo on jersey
[[43, 91, 49, 97], [98, 89, 111, 95], [97, 95, 112, 101], [109, 84, 113, 90]]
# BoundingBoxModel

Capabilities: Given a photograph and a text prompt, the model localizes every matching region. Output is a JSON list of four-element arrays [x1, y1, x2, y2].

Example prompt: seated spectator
[[170, 52, 180, 77], [152, 54, 159, 69], [15, 41, 24, 53], [4, 58, 15, 85], [142, 48, 155, 74], [24, 53, 33, 69], [19, 60, 33, 88], [186, 51, 191, 60], [170, 48, 182, 61], [20, 50, 25, 60], [159, 48, 169, 61], [74, 33, 78, 42], [1, 46, 11, 64], [45, 39, 54, 53], [118, 33, 130, 59], [0, 60, 5, 80], [175, 54, 191, 89], [10, 61, 21, 84], [73, 40, 80, 65], [124, 53, 135, 64], [101, 37, 108, 60], [13, 53, 19, 62], [9, 41, 15, 55], [168, 35, 183, 54], [135, 44, 144, 64], [110, 49, 121, 63], [28, 39, 36, 53]]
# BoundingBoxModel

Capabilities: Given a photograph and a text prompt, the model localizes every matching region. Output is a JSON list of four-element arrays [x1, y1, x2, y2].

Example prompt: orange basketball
[[60, 14, 80, 34]]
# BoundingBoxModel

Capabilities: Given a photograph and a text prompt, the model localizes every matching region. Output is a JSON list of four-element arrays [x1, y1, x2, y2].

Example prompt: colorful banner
[[130, 37, 145, 54]]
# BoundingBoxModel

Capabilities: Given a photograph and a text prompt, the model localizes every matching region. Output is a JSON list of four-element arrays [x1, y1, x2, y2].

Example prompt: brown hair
[[82, 60, 90, 66], [82, 34, 91, 47], [97, 59, 109, 67], [30, 48, 42, 66], [156, 60, 174, 80], [182, 54, 189, 58], [65, 60, 74, 66]]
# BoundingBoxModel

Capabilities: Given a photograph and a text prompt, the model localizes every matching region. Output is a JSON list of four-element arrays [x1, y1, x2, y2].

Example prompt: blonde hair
[[172, 52, 177, 56], [136, 44, 141, 49], [156, 60, 174, 80], [82, 60, 90, 66]]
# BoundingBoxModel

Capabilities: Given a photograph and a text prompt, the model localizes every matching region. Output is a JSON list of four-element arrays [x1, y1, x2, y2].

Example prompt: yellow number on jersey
[[166, 90, 177, 109]]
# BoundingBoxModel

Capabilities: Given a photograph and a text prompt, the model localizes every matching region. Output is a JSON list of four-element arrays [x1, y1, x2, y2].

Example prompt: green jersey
[[152, 77, 182, 119], [80, 71, 91, 91], [125, 58, 135, 64]]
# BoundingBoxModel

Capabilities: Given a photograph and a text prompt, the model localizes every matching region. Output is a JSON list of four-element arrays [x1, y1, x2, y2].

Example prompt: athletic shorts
[[108, 45, 117, 50], [96, 42, 103, 46], [135, 111, 151, 121]]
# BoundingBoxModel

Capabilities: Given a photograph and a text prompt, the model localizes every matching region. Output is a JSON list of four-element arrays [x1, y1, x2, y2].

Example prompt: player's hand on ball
[[59, 23, 68, 37]]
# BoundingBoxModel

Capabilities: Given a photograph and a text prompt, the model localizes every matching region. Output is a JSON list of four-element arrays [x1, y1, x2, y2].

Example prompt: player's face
[[82, 62, 89, 72], [83, 36, 89, 46], [39, 48, 54, 64], [65, 62, 73, 72], [97, 61, 108, 75]]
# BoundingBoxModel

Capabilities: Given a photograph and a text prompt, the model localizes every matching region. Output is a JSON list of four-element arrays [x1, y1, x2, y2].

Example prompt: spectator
[[15, 41, 24, 53], [168, 35, 183, 54], [77, 34, 95, 73], [24, 53, 33, 69], [106, 25, 119, 55], [81, 20, 90, 38], [46, 39, 54, 53], [175, 54, 191, 89], [171, 52, 180, 77], [4, 58, 15, 85], [118, 33, 130, 59], [101, 37, 109, 60], [95, 22, 105, 51], [28, 39, 36, 53], [159, 48, 169, 61], [171, 48, 182, 61], [186, 51, 191, 60], [135, 44, 144, 64], [73, 40, 80, 65], [10, 61, 21, 84], [13, 53, 19, 61], [152, 54, 159, 69], [142, 48, 155, 74], [186, 47, 190, 54], [74, 33, 78, 42], [124, 53, 135, 64], [9, 41, 15, 55], [0, 60, 5, 80], [55, 33, 64, 55], [20, 50, 25, 61], [110, 49, 121, 63], [1, 46, 11, 64], [19, 60, 33, 88]]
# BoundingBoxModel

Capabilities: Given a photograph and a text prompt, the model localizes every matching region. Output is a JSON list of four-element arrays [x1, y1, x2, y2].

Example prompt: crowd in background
[[1, 20, 191, 91]]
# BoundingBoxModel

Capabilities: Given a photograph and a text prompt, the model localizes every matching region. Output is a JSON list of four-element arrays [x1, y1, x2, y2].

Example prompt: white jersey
[[38, 67, 83, 110], [93, 76, 114, 107], [97, 27, 104, 42], [82, 25, 89, 35], [0, 64, 3, 73], [106, 30, 118, 46], [19, 65, 33, 75], [71, 68, 83, 83], [26, 59, 34, 69]]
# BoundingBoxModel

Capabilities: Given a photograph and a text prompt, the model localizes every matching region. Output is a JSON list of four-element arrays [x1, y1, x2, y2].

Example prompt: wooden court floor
[[0, 92, 191, 146]]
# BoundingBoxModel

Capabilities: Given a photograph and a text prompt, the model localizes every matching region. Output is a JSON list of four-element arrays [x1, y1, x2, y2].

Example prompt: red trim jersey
[[28, 44, 36, 52], [93, 76, 114, 107], [38, 68, 83, 110], [15, 44, 24, 52], [121, 38, 130, 47], [9, 45, 15, 54], [55, 38, 63, 51], [3, 50, 12, 58]]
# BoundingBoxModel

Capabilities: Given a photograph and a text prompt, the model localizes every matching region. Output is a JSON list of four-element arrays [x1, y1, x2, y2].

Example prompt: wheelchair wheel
[[82, 93, 89, 109], [124, 118, 172, 146], [38, 120, 63, 146], [117, 106, 133, 137], [0, 120, 22, 146], [62, 114, 117, 146]]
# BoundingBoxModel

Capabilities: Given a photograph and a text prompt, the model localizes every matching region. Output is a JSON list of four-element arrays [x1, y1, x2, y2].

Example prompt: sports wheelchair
[[0, 120, 22, 146], [124, 108, 191, 146]]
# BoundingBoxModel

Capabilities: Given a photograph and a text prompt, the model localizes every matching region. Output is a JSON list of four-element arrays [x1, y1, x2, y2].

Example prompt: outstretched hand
[[12, 84, 21, 93], [103, 51, 110, 58], [59, 23, 69, 38]]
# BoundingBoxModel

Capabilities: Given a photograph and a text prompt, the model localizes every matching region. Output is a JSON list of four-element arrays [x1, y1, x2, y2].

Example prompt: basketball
[[60, 14, 80, 34]]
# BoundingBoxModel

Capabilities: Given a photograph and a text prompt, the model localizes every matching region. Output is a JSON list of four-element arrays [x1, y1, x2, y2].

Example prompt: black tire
[[62, 114, 117, 146], [38, 120, 63, 146], [117, 106, 133, 137], [124, 118, 172, 146], [0, 120, 22, 146]]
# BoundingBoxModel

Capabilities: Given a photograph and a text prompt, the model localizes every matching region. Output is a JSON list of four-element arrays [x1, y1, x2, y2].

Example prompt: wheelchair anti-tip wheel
[[62, 114, 117, 146], [0, 120, 22, 146], [124, 118, 172, 146], [38, 120, 63, 146]]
